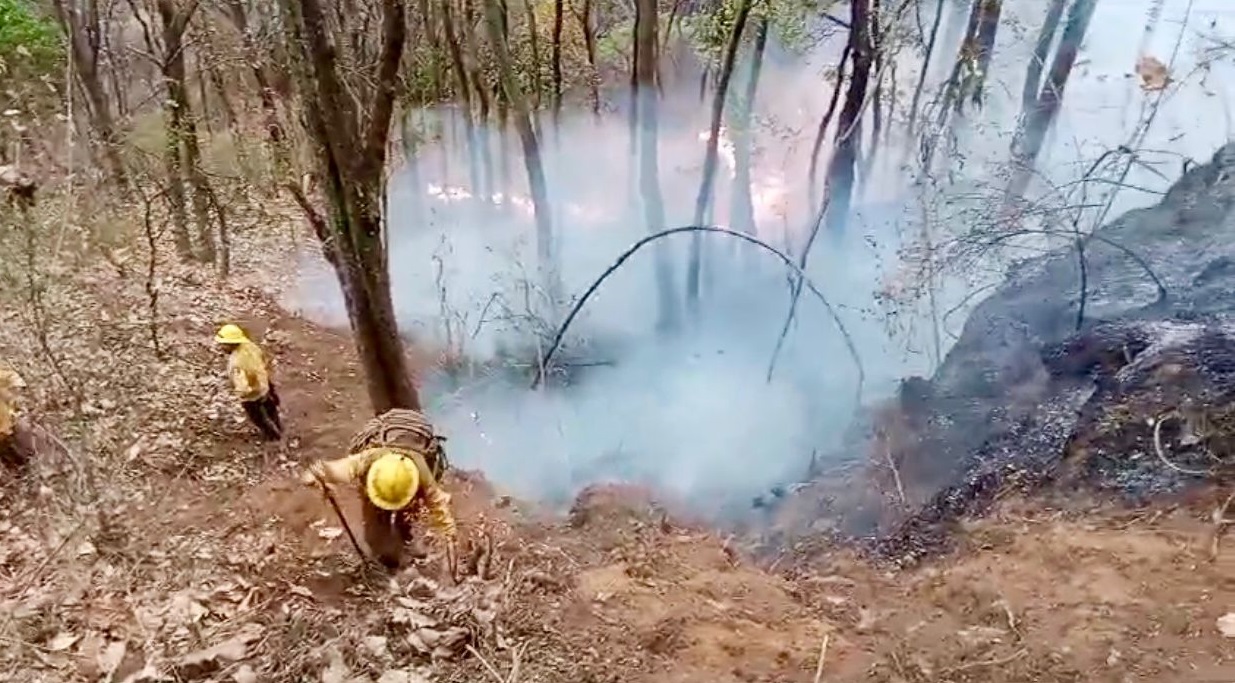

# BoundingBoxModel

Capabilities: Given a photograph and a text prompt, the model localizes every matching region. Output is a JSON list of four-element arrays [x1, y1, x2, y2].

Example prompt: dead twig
[[944, 648, 1027, 674], [882, 442, 907, 507], [1209, 491, 1235, 560], [812, 633, 830, 683], [531, 225, 864, 409], [308, 471, 373, 566]]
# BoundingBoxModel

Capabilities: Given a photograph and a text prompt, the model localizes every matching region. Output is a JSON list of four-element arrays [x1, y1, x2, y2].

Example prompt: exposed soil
[[2, 204, 1235, 682]]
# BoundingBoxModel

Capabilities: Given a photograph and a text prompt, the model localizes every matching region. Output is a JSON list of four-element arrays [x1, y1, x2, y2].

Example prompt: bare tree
[[1006, 0, 1098, 200], [279, 0, 422, 413], [482, 0, 561, 306], [438, 0, 483, 193], [824, 0, 874, 235], [48, 0, 129, 188], [572, 0, 600, 116], [685, 0, 754, 312], [634, 0, 678, 330], [729, 16, 768, 239]]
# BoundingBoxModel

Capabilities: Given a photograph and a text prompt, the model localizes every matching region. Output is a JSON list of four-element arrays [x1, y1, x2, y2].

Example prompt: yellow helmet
[[214, 324, 248, 345], [365, 451, 420, 511]]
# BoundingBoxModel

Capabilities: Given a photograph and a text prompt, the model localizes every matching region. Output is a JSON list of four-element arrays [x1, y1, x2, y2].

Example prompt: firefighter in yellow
[[215, 324, 283, 441], [0, 362, 27, 468], [301, 444, 458, 575]]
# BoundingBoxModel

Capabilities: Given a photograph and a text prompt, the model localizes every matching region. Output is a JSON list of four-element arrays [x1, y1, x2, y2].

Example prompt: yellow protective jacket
[[0, 366, 25, 437], [311, 446, 457, 539], [226, 341, 271, 402]]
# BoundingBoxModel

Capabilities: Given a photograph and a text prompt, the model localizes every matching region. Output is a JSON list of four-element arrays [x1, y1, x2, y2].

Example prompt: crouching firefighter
[[301, 413, 457, 576], [214, 324, 283, 441], [0, 362, 31, 469]]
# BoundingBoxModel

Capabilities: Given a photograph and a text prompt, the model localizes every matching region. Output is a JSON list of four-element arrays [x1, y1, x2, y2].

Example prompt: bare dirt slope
[[2, 294, 1235, 682]]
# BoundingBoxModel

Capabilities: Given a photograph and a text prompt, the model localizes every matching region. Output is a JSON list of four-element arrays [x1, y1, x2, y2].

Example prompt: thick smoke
[[285, 1, 1235, 517]]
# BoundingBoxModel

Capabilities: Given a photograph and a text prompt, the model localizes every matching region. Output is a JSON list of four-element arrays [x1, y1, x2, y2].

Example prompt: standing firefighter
[[301, 409, 456, 574], [215, 324, 283, 441], [0, 362, 28, 468]]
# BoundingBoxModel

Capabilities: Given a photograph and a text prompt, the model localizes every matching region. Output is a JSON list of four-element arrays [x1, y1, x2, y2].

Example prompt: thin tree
[[48, 0, 129, 189], [551, 0, 564, 136], [439, 0, 483, 193], [482, 0, 561, 306], [279, 0, 422, 413], [1006, 0, 1098, 200], [824, 0, 874, 235], [685, 0, 754, 312], [634, 0, 678, 330], [729, 16, 769, 239]]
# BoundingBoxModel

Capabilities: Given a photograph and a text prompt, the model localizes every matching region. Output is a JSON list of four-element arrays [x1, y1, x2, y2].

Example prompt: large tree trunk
[[634, 0, 677, 330], [684, 0, 753, 311], [483, 0, 561, 307], [281, 0, 421, 414], [824, 0, 873, 236]]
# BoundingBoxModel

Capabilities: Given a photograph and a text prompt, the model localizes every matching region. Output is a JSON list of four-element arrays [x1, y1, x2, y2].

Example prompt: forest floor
[[1, 223, 1234, 683]]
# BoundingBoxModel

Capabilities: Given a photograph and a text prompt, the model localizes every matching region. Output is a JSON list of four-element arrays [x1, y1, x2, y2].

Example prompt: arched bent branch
[[531, 226, 866, 406]]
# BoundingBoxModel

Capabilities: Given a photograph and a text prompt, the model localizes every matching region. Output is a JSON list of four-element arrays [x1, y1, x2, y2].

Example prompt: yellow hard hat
[[214, 324, 248, 345], [365, 451, 420, 511]]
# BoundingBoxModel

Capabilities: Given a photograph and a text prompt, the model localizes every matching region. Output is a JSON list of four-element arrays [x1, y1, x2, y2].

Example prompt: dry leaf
[[317, 527, 343, 540], [1136, 55, 1170, 91], [377, 670, 431, 683], [232, 665, 259, 683], [98, 640, 128, 677], [175, 624, 263, 680], [1218, 613, 1235, 637], [46, 632, 79, 652]]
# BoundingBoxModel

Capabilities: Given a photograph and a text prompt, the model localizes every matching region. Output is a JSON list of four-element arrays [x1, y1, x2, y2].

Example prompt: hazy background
[[285, 0, 1235, 516]]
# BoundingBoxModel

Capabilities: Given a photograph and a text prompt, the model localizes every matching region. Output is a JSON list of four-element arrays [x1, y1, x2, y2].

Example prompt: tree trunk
[[439, 0, 483, 193], [157, 0, 216, 265], [808, 43, 849, 209], [684, 0, 753, 311], [521, 0, 543, 109], [634, 0, 677, 330], [1023, 0, 1067, 112], [906, 0, 945, 138], [1006, 0, 1097, 200], [222, 0, 286, 150], [49, 0, 129, 189], [967, 0, 1002, 110], [482, 0, 561, 305], [576, 0, 600, 117], [463, 0, 495, 201], [824, 0, 873, 236], [729, 17, 768, 239], [280, 0, 422, 414], [551, 0, 564, 136]]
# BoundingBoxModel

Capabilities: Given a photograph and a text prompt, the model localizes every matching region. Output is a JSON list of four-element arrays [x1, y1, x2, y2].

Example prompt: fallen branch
[[530, 226, 864, 406], [812, 633, 831, 683]]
